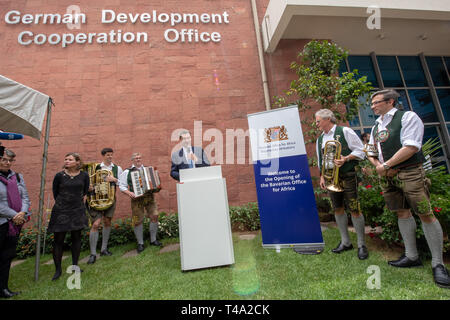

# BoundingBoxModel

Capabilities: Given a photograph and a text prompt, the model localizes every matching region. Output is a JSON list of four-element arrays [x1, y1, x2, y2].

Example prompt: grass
[[8, 227, 450, 300]]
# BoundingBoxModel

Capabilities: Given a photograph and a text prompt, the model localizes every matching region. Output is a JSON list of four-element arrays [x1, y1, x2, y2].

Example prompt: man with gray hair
[[315, 109, 368, 260], [119, 153, 162, 253], [367, 89, 449, 288]]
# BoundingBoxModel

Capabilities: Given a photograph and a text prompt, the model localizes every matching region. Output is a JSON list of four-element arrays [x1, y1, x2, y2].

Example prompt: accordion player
[[130, 166, 161, 197]]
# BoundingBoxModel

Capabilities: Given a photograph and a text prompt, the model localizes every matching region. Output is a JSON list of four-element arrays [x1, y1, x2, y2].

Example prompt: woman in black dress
[[47, 153, 89, 281]]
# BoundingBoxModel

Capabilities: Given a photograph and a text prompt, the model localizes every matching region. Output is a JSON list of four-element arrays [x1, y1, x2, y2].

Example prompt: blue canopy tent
[[0, 74, 53, 281]]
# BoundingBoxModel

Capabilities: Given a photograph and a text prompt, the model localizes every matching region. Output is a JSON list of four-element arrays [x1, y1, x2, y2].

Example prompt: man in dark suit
[[170, 130, 210, 181]]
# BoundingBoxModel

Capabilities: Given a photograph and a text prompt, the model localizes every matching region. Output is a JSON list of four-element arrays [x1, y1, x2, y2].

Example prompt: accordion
[[130, 166, 161, 197]]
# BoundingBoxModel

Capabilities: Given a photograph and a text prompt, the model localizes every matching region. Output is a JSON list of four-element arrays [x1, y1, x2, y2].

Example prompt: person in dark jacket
[[0, 148, 30, 298]]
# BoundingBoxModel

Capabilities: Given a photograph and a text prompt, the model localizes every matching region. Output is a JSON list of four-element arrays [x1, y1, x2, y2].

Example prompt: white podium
[[177, 165, 235, 271]]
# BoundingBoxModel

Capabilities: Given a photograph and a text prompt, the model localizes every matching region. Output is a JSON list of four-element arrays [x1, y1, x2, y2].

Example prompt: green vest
[[126, 167, 138, 192], [318, 126, 358, 174], [373, 110, 425, 169]]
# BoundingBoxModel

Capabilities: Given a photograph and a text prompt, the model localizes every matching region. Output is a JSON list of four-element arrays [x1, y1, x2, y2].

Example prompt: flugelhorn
[[83, 162, 115, 211], [321, 137, 344, 193]]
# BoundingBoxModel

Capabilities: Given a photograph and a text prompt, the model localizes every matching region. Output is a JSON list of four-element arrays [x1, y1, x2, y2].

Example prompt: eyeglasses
[[0, 158, 15, 163], [370, 99, 388, 106]]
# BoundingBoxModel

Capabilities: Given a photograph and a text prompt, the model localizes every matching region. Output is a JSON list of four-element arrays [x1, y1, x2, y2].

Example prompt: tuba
[[83, 162, 115, 211], [321, 137, 344, 193]]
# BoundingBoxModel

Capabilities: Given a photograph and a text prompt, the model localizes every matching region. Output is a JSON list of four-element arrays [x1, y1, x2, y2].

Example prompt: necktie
[[187, 148, 194, 168]]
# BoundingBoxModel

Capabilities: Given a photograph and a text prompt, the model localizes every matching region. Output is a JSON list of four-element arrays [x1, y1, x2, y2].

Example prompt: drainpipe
[[250, 0, 271, 110]]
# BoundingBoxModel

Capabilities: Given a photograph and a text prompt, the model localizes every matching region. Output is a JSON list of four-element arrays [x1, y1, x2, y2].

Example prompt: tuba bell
[[321, 137, 344, 193], [83, 162, 115, 211]]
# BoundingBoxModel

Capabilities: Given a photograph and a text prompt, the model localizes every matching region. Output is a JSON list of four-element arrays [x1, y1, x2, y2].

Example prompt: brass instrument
[[321, 137, 344, 192], [364, 143, 379, 158], [83, 162, 115, 211]]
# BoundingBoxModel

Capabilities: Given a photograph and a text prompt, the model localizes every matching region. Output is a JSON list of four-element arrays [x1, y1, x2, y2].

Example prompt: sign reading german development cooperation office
[[247, 106, 324, 252]]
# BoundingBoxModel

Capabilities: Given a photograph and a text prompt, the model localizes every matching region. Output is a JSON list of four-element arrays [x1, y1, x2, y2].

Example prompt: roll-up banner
[[247, 106, 324, 252]]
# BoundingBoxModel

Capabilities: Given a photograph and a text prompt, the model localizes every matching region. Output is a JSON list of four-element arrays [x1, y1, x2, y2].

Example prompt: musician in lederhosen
[[315, 109, 369, 260], [87, 148, 123, 265], [119, 153, 162, 254], [367, 89, 449, 289]]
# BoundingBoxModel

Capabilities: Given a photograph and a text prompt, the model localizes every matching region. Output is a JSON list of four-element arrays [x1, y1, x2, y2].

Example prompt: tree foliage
[[274, 40, 374, 143]]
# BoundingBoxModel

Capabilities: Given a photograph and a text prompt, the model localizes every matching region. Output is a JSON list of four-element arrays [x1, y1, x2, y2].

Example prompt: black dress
[[47, 171, 90, 233]]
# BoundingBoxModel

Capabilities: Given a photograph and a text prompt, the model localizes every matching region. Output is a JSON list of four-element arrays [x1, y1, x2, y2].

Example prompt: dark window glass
[[436, 89, 450, 121], [359, 102, 377, 126], [396, 89, 411, 111], [339, 59, 348, 77], [445, 57, 450, 75], [426, 57, 450, 87], [408, 89, 438, 122], [347, 105, 360, 127], [398, 56, 427, 87], [423, 126, 444, 156], [347, 56, 378, 87], [377, 56, 403, 87]]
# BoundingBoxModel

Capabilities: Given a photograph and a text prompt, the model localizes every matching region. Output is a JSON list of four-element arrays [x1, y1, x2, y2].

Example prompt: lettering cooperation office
[[4, 9, 231, 47]]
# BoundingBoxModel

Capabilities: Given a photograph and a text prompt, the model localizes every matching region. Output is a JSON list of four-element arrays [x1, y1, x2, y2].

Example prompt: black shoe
[[432, 264, 450, 289], [100, 249, 113, 256], [388, 254, 423, 268], [52, 269, 62, 281], [0, 288, 19, 298], [6, 288, 20, 296], [87, 254, 96, 264], [358, 245, 369, 260], [137, 244, 145, 253], [331, 242, 353, 254], [150, 240, 162, 247]]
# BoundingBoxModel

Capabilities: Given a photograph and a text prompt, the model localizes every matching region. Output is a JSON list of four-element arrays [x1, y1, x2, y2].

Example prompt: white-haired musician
[[119, 153, 162, 254], [315, 109, 368, 260]]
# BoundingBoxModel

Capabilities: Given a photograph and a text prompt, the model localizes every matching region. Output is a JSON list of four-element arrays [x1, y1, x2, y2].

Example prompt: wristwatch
[[382, 163, 391, 171]]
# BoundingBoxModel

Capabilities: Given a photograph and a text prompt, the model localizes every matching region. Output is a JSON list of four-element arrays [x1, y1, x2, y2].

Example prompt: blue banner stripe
[[253, 154, 323, 245]]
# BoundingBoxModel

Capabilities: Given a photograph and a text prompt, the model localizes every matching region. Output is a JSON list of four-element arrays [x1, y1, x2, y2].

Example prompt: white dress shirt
[[369, 108, 424, 163], [316, 125, 366, 169], [183, 146, 196, 168]]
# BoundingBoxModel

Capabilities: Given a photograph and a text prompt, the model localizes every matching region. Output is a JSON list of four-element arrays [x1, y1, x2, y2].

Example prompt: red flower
[[434, 207, 442, 213], [365, 185, 373, 189], [380, 191, 383, 195]]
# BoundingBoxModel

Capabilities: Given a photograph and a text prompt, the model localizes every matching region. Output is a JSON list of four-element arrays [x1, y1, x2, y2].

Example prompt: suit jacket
[[170, 146, 210, 181]]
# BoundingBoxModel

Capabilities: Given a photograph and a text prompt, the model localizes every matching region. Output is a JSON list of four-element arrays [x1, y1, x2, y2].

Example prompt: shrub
[[229, 202, 261, 231], [16, 204, 263, 259], [356, 162, 450, 257]]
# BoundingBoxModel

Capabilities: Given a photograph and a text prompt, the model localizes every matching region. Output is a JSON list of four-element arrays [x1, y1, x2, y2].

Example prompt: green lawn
[[8, 227, 450, 300]]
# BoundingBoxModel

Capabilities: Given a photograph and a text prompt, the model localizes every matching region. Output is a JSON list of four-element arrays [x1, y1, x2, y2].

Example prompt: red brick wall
[[0, 1, 321, 221]]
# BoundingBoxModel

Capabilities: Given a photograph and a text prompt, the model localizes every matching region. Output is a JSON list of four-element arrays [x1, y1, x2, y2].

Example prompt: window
[[341, 54, 450, 169]]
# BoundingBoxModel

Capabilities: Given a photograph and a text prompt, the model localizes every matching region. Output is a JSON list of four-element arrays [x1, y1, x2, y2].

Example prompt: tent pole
[[35, 98, 52, 282]]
